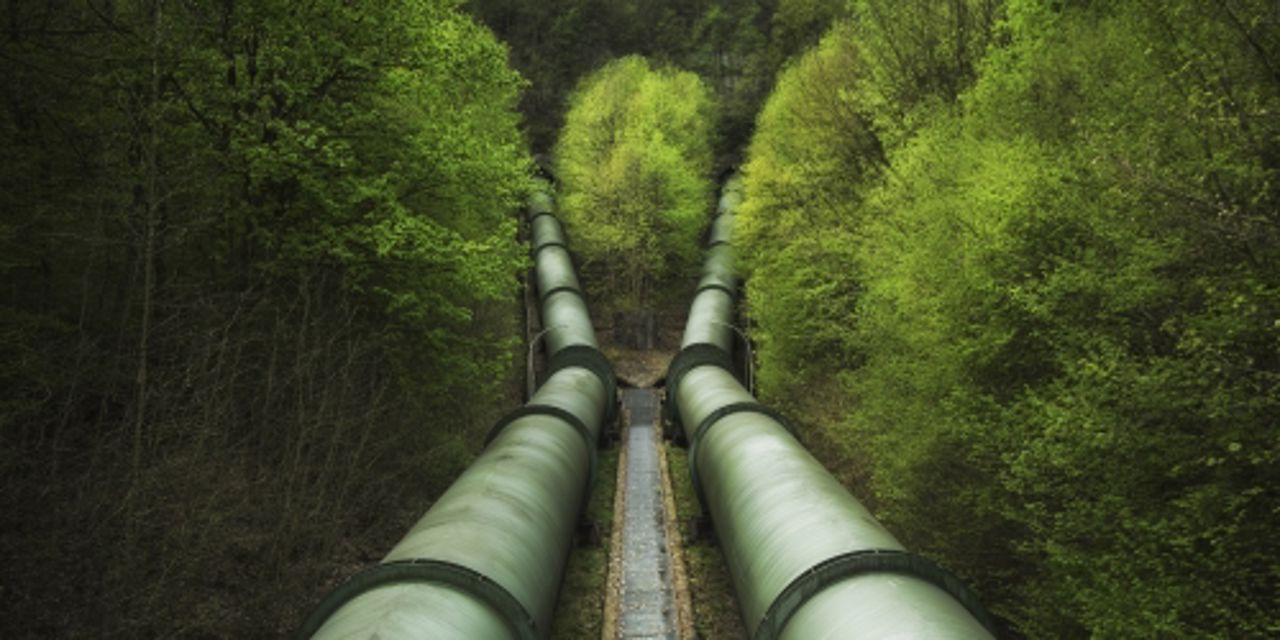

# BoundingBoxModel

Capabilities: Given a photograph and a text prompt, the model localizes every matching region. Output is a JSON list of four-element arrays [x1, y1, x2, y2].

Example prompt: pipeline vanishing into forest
[[297, 174, 999, 639], [665, 176, 999, 639], [296, 183, 616, 639]]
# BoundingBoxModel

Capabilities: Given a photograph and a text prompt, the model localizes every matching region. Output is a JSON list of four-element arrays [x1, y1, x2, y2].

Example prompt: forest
[[1, 0, 1276, 637]]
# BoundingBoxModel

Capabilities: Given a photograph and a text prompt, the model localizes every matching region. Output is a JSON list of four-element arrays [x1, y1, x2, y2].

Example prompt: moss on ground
[[552, 547, 608, 639]]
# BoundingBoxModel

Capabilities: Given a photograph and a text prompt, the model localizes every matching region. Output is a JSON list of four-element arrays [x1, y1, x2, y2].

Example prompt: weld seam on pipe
[[694, 282, 736, 297], [539, 284, 584, 304], [752, 549, 999, 640], [662, 343, 738, 437], [295, 559, 539, 640], [484, 405, 592, 450], [531, 241, 570, 258], [485, 403, 598, 487], [686, 399, 800, 511], [545, 344, 617, 423], [689, 401, 798, 449]]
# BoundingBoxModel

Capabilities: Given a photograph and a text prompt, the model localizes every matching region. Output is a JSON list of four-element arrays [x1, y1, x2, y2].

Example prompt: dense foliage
[[4, 0, 1274, 635], [555, 56, 717, 308], [736, 21, 881, 391], [0, 1, 529, 635], [466, 0, 845, 152], [739, 0, 1279, 635]]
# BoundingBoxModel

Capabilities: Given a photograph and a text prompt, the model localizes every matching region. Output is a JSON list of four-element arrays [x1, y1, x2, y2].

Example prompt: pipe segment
[[533, 245, 581, 300], [669, 176, 996, 640], [531, 235, 596, 353], [664, 178, 741, 438], [681, 285, 734, 351], [708, 211, 733, 246], [717, 177, 743, 214], [298, 182, 614, 640]]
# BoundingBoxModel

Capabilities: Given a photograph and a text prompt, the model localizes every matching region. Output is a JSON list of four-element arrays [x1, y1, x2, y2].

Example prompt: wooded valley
[[1, 0, 1275, 637]]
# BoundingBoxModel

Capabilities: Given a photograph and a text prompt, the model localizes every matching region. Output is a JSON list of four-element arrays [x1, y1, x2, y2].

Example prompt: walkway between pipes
[[603, 340, 694, 640]]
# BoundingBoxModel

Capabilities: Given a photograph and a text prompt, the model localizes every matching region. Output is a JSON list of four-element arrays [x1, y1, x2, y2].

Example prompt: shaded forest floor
[[0, 307, 528, 639]]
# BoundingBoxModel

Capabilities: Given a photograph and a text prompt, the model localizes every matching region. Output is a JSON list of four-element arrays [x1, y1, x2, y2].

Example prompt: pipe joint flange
[[531, 240, 569, 259], [663, 343, 737, 438], [539, 284, 584, 305], [689, 402, 797, 449], [545, 345, 618, 424], [485, 403, 592, 451], [485, 403, 598, 489], [687, 402, 798, 512], [295, 558, 539, 640], [752, 549, 999, 640], [528, 209, 557, 224], [694, 281, 736, 298]]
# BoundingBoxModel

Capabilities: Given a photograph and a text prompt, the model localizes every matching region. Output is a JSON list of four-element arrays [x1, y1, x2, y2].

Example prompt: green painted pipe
[[717, 175, 744, 214], [297, 181, 613, 639], [682, 179, 738, 352], [670, 176, 996, 639]]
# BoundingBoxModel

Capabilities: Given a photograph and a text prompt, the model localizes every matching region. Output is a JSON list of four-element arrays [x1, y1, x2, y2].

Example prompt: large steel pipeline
[[296, 183, 615, 640], [666, 176, 998, 639]]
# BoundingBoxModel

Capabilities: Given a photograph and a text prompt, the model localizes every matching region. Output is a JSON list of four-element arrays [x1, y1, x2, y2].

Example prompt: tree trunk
[[131, 0, 163, 488]]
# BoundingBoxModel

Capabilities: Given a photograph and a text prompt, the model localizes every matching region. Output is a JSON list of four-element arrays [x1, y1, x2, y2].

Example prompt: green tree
[[737, 0, 1001, 400], [0, 1, 530, 635], [465, 0, 844, 155], [741, 0, 1278, 635], [846, 0, 1002, 145], [555, 56, 716, 308], [737, 22, 881, 394]]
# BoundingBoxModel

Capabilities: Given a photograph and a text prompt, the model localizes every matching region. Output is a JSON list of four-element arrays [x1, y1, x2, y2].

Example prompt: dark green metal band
[[663, 343, 737, 439], [485, 402, 598, 492], [529, 210, 557, 224], [539, 285, 583, 305], [486, 404, 593, 452], [689, 401, 797, 450], [294, 558, 538, 640], [694, 282, 736, 298], [753, 549, 999, 640], [707, 212, 731, 245], [531, 241, 569, 258], [687, 402, 798, 511], [546, 344, 617, 424]]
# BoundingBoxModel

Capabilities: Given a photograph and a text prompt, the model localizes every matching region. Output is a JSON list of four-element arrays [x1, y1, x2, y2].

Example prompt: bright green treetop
[[555, 56, 717, 308]]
